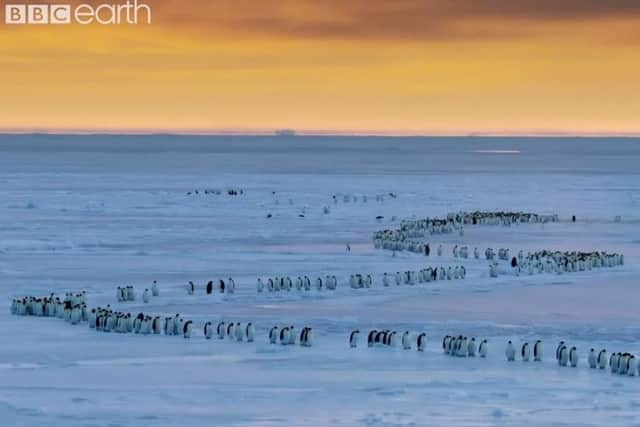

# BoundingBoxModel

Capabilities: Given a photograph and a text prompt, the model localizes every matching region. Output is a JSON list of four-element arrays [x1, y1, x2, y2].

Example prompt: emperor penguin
[[227, 278, 235, 294], [269, 326, 279, 344], [569, 347, 579, 367], [402, 331, 411, 350], [597, 349, 607, 370], [533, 340, 543, 361], [443, 336, 451, 354], [204, 322, 213, 339], [245, 322, 255, 342], [280, 327, 290, 345], [628, 356, 637, 377], [117, 287, 124, 302], [151, 280, 159, 297], [521, 342, 531, 362], [226, 322, 235, 338], [295, 277, 303, 291], [257, 278, 264, 292], [217, 321, 226, 339], [505, 341, 516, 361], [610, 352, 620, 373], [588, 348, 597, 369], [142, 289, 150, 304], [385, 331, 397, 348], [152, 317, 162, 334], [267, 278, 275, 292], [288, 326, 296, 345], [383, 273, 390, 287], [467, 337, 477, 357], [234, 322, 244, 341], [350, 330, 360, 348], [417, 333, 427, 352], [187, 281, 195, 295], [617, 354, 629, 375], [173, 314, 181, 335], [437, 245, 443, 256], [368, 330, 377, 348], [558, 345, 569, 367], [206, 280, 213, 295], [183, 320, 193, 339], [556, 341, 565, 362]]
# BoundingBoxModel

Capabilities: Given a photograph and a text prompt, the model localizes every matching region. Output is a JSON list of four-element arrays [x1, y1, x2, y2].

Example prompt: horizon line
[[1, 127, 640, 138]]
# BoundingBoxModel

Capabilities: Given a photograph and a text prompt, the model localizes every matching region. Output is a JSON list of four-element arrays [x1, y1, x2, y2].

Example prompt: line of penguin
[[117, 281, 160, 303], [204, 320, 255, 342], [331, 192, 395, 204], [257, 275, 337, 292], [11, 292, 88, 323], [382, 265, 466, 286], [452, 211, 559, 226], [443, 335, 489, 357], [346, 329, 426, 351], [188, 278, 236, 295], [185, 188, 244, 196], [268, 325, 314, 347]]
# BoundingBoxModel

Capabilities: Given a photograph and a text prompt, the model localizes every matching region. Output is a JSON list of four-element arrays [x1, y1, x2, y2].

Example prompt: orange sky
[[1, 0, 640, 135]]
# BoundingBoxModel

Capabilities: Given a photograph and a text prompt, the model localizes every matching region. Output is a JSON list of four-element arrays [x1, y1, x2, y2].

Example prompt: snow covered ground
[[1, 135, 639, 426]]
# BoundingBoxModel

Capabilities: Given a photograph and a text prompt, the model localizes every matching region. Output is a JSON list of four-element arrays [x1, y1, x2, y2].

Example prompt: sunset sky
[[1, 0, 640, 135]]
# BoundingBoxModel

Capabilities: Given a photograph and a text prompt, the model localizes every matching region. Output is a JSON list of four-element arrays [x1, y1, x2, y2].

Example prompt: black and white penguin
[[152, 317, 162, 334], [467, 337, 477, 357], [217, 321, 226, 339], [588, 348, 597, 369], [257, 278, 264, 293], [385, 331, 397, 348], [610, 352, 620, 373], [151, 280, 159, 297], [219, 279, 226, 293], [350, 330, 360, 348], [226, 322, 235, 338], [521, 342, 531, 362], [627, 355, 637, 377], [206, 280, 213, 295], [183, 320, 193, 339], [417, 333, 427, 352], [597, 349, 607, 370], [234, 322, 244, 341], [204, 322, 213, 339], [300, 327, 313, 347], [558, 345, 569, 367], [556, 341, 565, 362], [269, 326, 279, 344], [142, 289, 150, 304], [533, 340, 543, 362], [442, 335, 451, 354], [368, 330, 377, 348], [245, 322, 255, 342], [569, 347, 579, 367], [479, 339, 488, 358], [505, 341, 516, 361], [288, 326, 296, 345], [279, 327, 290, 345], [402, 331, 411, 350], [188, 281, 195, 295]]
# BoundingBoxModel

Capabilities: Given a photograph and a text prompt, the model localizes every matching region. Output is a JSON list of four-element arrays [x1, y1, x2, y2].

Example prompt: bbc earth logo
[[4, 1, 151, 24]]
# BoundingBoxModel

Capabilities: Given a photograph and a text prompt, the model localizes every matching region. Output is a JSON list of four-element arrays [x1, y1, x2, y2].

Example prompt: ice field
[[1, 135, 640, 427]]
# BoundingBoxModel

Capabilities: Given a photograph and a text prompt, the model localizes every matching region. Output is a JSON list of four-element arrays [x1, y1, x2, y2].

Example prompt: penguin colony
[[504, 340, 544, 362], [188, 278, 236, 295], [257, 275, 337, 293], [509, 250, 624, 276], [268, 325, 314, 347], [382, 266, 466, 286], [11, 292, 87, 324]]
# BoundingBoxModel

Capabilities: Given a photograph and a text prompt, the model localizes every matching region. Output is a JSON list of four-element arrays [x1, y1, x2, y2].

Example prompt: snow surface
[[1, 135, 639, 427]]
